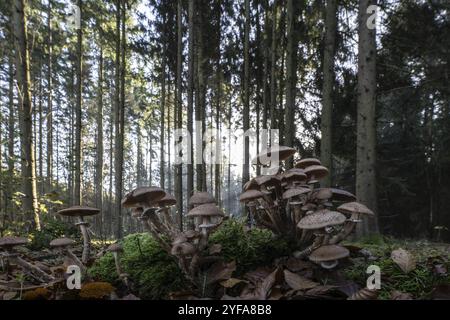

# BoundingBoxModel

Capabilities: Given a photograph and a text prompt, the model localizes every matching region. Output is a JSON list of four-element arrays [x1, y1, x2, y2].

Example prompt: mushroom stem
[[65, 249, 86, 273], [141, 218, 171, 252], [329, 213, 360, 245], [77, 217, 91, 264], [160, 207, 174, 228]]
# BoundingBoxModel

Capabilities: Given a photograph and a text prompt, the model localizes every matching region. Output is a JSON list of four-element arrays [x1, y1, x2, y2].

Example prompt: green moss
[[28, 218, 79, 250], [343, 239, 450, 299], [88, 233, 186, 299], [209, 219, 293, 274]]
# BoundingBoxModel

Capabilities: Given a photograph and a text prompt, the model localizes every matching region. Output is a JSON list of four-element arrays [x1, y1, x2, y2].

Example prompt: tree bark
[[284, 0, 299, 168], [356, 0, 378, 235], [187, 0, 194, 211], [320, 0, 337, 187], [74, 0, 83, 205], [175, 0, 183, 231], [242, 0, 250, 186], [46, 0, 53, 191], [12, 0, 40, 230]]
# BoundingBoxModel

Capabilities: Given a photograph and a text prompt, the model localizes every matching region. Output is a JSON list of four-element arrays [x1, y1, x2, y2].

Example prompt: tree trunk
[[12, 0, 40, 230], [320, 0, 337, 187], [270, 0, 278, 134], [214, 0, 222, 204], [114, 0, 125, 239], [242, 0, 250, 186], [284, 0, 299, 168], [74, 0, 83, 206], [95, 30, 104, 238], [187, 0, 194, 210], [356, 0, 378, 235], [160, 16, 166, 190], [7, 48, 15, 222], [175, 0, 183, 231], [47, 0, 53, 191]]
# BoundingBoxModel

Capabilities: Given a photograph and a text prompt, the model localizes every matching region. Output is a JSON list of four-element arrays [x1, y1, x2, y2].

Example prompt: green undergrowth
[[88, 220, 292, 298], [88, 233, 186, 299], [343, 236, 450, 299], [209, 219, 293, 274]]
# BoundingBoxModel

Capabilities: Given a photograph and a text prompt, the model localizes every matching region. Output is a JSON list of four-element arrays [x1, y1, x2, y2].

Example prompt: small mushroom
[[309, 244, 350, 269], [188, 192, 216, 208], [304, 165, 329, 184], [239, 189, 266, 227], [252, 145, 296, 166], [107, 243, 129, 288], [0, 237, 54, 282], [294, 158, 321, 169], [57, 206, 100, 264], [155, 192, 177, 229], [49, 237, 85, 273], [186, 203, 224, 244]]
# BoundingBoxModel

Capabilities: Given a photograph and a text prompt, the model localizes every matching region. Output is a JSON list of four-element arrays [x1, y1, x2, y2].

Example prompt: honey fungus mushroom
[[294, 157, 322, 169], [107, 243, 129, 288], [188, 192, 216, 208], [252, 145, 296, 168], [57, 206, 100, 264], [0, 237, 55, 282], [309, 244, 350, 269], [186, 203, 224, 241], [239, 189, 266, 226], [49, 237, 85, 273], [304, 165, 329, 184]]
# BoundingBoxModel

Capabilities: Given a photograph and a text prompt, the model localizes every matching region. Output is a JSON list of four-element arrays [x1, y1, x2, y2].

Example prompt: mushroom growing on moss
[[57, 206, 100, 264], [309, 244, 350, 269], [187, 203, 224, 246], [107, 243, 129, 289]]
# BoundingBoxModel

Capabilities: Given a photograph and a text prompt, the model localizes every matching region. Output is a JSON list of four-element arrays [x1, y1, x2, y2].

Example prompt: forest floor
[[0, 224, 449, 300]]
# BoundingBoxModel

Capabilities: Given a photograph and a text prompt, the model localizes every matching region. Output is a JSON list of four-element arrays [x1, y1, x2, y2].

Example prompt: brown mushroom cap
[[337, 201, 374, 216], [243, 179, 259, 191], [254, 175, 281, 188], [295, 158, 321, 169], [57, 206, 100, 217], [239, 189, 265, 202], [0, 236, 29, 249], [304, 165, 329, 181], [50, 237, 75, 248], [297, 210, 347, 229], [252, 145, 296, 166], [282, 168, 307, 182], [107, 243, 123, 253], [156, 193, 177, 207], [330, 188, 356, 201], [311, 188, 333, 201], [189, 192, 216, 206], [282, 187, 310, 200], [121, 187, 166, 208], [182, 230, 201, 240], [186, 203, 224, 217], [309, 245, 350, 262]]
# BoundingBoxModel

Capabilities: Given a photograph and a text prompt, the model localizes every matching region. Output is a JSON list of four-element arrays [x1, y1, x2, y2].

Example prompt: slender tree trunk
[[242, 0, 250, 186], [38, 58, 43, 191], [12, 0, 40, 230], [7, 49, 15, 222], [270, 0, 278, 133], [320, 0, 337, 187], [114, 0, 126, 239], [47, 0, 53, 191], [95, 31, 104, 237], [356, 0, 378, 235], [214, 0, 222, 203], [175, 0, 183, 231], [187, 0, 194, 209], [74, 0, 83, 205], [284, 0, 299, 168], [160, 24, 166, 190]]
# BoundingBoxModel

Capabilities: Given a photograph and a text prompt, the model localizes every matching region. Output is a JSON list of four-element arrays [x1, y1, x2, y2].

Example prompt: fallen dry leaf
[[391, 248, 416, 273], [205, 260, 236, 285], [305, 285, 337, 297], [258, 266, 284, 300], [283, 269, 318, 291], [209, 244, 222, 255], [390, 290, 413, 300], [220, 278, 247, 288], [2, 291, 17, 300]]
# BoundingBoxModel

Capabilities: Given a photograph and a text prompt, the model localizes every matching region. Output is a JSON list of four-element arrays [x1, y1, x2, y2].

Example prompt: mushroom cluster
[[240, 146, 374, 268], [124, 187, 226, 284]]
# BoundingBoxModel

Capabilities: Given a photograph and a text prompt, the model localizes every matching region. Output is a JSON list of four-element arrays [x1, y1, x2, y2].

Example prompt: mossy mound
[[88, 220, 292, 298], [209, 219, 293, 275], [88, 233, 186, 299], [342, 236, 450, 299]]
